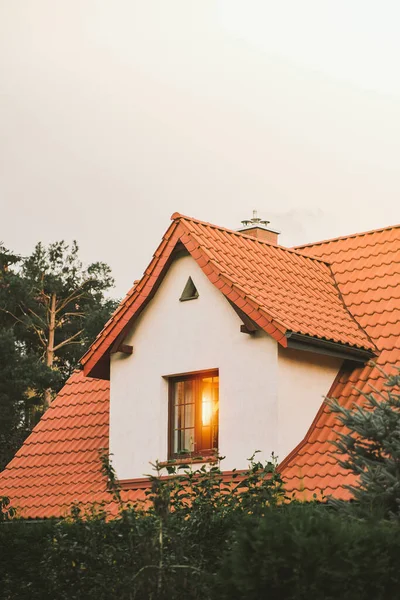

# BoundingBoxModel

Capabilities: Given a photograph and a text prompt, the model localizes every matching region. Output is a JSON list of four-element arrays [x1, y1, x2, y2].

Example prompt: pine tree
[[0, 241, 117, 467], [1, 241, 117, 407], [21, 241, 116, 403], [328, 367, 400, 519]]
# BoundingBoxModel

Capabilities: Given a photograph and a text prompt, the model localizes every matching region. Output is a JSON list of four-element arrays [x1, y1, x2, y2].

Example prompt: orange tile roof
[[281, 225, 400, 499], [1, 217, 398, 517], [0, 371, 147, 519], [82, 213, 374, 378]]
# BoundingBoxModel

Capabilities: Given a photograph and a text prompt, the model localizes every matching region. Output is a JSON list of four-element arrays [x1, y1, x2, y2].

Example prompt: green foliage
[[0, 241, 116, 468], [2, 501, 400, 599], [36, 454, 286, 599], [0, 239, 116, 381], [0, 496, 15, 521], [327, 366, 400, 520], [41, 509, 163, 600], [99, 452, 285, 595], [143, 451, 286, 519], [217, 503, 400, 600], [18, 240, 116, 378], [0, 328, 59, 469], [0, 519, 56, 600], [0, 452, 400, 599]]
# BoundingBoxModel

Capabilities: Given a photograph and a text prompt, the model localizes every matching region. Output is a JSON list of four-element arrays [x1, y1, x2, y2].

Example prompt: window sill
[[159, 455, 219, 468]]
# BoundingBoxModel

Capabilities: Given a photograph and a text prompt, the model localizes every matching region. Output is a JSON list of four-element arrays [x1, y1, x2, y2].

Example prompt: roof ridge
[[294, 222, 400, 250], [171, 212, 331, 265]]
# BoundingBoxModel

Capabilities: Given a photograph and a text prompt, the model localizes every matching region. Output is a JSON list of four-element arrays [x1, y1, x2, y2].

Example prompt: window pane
[[200, 375, 219, 451], [174, 427, 195, 453], [174, 381, 184, 406], [185, 402, 194, 427], [174, 402, 184, 430], [170, 373, 219, 456], [172, 379, 196, 454], [184, 380, 194, 405], [183, 428, 195, 453]]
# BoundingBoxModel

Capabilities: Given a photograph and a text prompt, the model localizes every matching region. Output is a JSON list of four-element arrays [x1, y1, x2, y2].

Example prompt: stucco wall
[[110, 252, 342, 480], [277, 347, 342, 461], [110, 253, 278, 480]]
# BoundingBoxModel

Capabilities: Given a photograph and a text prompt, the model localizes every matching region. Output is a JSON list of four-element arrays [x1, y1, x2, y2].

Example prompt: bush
[[3, 505, 400, 600], [217, 504, 400, 600], [0, 519, 56, 600], [3, 455, 400, 599], [39, 454, 285, 600]]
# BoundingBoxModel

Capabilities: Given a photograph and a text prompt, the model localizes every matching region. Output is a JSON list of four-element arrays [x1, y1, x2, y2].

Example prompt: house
[[0, 212, 399, 519]]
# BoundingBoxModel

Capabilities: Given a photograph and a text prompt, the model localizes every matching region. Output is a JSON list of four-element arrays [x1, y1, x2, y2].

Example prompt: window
[[169, 371, 219, 458]]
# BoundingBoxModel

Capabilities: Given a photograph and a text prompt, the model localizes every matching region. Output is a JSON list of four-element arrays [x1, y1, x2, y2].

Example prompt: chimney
[[237, 210, 280, 245]]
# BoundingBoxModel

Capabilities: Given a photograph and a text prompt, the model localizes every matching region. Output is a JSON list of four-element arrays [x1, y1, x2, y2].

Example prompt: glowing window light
[[202, 394, 212, 426]]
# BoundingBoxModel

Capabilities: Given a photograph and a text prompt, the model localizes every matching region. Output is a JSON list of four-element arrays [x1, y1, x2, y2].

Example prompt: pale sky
[[1, 1, 400, 297]]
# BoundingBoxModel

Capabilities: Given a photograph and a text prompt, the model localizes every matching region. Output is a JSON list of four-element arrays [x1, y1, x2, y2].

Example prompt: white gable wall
[[277, 347, 342, 462], [110, 253, 343, 481], [110, 254, 278, 480]]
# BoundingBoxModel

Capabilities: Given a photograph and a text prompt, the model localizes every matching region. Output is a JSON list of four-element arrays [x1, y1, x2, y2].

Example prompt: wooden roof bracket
[[285, 331, 376, 363], [110, 332, 133, 356], [226, 299, 259, 335], [110, 343, 133, 355]]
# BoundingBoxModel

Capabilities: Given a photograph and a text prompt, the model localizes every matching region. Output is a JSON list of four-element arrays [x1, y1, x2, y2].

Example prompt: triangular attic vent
[[179, 276, 199, 302]]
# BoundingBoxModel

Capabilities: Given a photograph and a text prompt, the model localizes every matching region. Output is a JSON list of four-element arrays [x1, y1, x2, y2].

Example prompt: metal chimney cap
[[241, 209, 271, 228]]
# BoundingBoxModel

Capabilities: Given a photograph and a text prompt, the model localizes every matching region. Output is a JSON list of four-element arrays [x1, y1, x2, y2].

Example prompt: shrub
[[217, 504, 400, 600], [40, 453, 285, 600], [3, 452, 400, 599], [0, 519, 56, 600]]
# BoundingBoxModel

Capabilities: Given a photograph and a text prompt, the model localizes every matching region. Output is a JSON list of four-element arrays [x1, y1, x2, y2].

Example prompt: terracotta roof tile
[[2, 217, 399, 517], [81, 214, 375, 378], [0, 371, 150, 518], [281, 225, 400, 499]]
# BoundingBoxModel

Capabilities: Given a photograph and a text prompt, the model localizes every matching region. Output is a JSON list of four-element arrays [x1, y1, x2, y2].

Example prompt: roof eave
[[285, 331, 376, 364]]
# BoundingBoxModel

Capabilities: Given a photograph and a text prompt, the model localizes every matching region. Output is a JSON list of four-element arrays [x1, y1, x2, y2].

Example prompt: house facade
[[110, 251, 342, 480], [0, 213, 399, 518]]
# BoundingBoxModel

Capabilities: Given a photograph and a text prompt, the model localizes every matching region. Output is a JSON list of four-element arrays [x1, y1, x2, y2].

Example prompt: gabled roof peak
[[81, 213, 375, 378]]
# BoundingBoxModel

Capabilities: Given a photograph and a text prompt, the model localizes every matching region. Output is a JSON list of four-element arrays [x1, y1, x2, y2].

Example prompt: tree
[[0, 241, 117, 468], [0, 328, 60, 469], [1, 241, 117, 407], [328, 366, 400, 519], [0, 244, 57, 465]]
